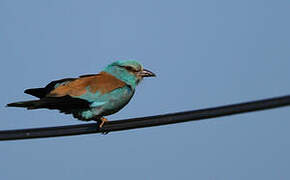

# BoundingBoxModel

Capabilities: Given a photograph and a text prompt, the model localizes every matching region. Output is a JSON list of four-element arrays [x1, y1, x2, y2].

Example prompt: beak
[[139, 69, 156, 77]]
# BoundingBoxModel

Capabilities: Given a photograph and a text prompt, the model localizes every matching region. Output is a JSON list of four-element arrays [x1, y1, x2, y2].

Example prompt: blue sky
[[1, 0, 290, 179]]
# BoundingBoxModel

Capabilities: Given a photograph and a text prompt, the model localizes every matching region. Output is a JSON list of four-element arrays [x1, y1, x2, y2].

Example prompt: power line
[[1, 95, 290, 141]]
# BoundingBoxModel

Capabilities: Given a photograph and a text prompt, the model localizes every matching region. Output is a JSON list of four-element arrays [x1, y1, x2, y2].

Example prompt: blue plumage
[[7, 60, 156, 127]]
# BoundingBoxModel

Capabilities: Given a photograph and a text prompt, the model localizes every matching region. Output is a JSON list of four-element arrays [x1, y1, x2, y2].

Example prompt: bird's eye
[[125, 66, 137, 72]]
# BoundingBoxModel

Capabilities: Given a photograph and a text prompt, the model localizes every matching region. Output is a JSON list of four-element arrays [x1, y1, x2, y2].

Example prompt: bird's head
[[103, 60, 156, 88]]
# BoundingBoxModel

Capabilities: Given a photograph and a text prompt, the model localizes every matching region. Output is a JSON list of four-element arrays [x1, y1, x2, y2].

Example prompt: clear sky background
[[1, 0, 290, 179]]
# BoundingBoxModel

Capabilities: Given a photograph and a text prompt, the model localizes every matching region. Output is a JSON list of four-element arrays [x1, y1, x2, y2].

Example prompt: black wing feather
[[79, 74, 99, 78], [25, 75, 99, 98], [25, 78, 76, 98]]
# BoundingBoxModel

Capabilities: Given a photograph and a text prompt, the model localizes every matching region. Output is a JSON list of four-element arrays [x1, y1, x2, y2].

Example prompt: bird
[[7, 60, 156, 128]]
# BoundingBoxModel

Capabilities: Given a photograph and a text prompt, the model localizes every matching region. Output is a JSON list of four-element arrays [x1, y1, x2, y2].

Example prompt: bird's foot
[[99, 117, 108, 128], [98, 117, 109, 135]]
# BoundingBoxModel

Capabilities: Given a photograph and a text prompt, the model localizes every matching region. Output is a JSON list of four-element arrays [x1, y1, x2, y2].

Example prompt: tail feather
[[6, 100, 41, 109], [6, 96, 90, 112]]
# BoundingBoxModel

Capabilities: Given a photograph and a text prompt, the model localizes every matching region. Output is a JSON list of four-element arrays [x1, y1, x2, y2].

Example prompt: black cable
[[1, 95, 290, 141]]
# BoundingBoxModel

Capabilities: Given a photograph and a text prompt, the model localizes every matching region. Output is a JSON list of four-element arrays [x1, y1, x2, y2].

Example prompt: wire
[[1, 95, 290, 141]]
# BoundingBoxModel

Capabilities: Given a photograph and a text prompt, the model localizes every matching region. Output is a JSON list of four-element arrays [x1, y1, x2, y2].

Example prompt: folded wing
[[8, 72, 129, 119]]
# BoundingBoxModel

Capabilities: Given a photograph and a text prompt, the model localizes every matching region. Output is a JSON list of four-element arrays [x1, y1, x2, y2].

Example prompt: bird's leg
[[96, 117, 109, 135], [92, 117, 108, 128], [99, 117, 108, 128]]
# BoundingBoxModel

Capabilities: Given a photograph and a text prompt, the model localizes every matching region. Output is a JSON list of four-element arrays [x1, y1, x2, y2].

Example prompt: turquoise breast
[[75, 85, 134, 120]]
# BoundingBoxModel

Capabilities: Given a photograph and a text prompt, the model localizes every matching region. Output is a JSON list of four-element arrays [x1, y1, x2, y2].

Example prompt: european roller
[[7, 60, 155, 127]]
